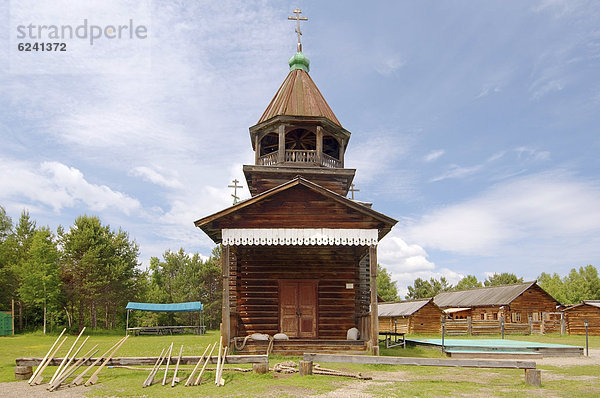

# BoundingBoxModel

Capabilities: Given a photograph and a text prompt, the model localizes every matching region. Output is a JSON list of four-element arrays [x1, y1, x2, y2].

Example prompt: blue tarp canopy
[[126, 301, 203, 313]]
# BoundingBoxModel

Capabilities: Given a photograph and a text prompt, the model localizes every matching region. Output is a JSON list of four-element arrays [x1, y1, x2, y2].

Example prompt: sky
[[1, 0, 599, 296]]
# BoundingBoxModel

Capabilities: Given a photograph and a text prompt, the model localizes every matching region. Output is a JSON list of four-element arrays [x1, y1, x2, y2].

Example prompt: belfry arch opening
[[323, 135, 340, 160], [259, 132, 279, 156], [285, 129, 316, 150]]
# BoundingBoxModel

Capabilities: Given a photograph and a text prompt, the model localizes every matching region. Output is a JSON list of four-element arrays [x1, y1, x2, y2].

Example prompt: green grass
[[1, 331, 599, 397]]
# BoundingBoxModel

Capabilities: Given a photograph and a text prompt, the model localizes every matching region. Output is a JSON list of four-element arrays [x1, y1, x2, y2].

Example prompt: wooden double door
[[279, 280, 318, 338]]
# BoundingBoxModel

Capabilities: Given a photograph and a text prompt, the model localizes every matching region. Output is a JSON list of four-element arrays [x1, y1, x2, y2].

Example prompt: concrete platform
[[407, 338, 583, 358]]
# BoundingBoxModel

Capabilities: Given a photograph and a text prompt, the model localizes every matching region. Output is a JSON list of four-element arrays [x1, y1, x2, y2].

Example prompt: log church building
[[194, 10, 397, 355]]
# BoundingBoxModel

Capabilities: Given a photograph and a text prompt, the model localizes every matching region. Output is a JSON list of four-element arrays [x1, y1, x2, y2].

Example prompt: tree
[[454, 275, 482, 291], [60, 215, 140, 331], [564, 265, 600, 304], [377, 265, 398, 302], [18, 228, 61, 334], [406, 277, 452, 300], [484, 273, 523, 287], [147, 246, 221, 329], [0, 206, 14, 309], [538, 272, 568, 304], [11, 210, 37, 330]]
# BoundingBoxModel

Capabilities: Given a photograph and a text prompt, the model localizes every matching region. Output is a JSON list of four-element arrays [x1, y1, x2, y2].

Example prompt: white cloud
[[407, 171, 600, 256], [430, 164, 483, 182], [514, 146, 550, 161], [346, 131, 412, 182], [0, 158, 140, 214], [374, 54, 405, 76], [378, 231, 465, 297], [130, 166, 182, 189], [424, 149, 445, 162]]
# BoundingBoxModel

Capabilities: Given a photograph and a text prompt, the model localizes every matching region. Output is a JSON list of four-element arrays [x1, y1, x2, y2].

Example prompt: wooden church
[[194, 11, 397, 355]]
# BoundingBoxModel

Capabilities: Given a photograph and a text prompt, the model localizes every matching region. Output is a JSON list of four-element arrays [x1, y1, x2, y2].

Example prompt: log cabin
[[434, 281, 561, 324], [379, 299, 443, 334], [563, 300, 600, 336], [194, 33, 397, 355]]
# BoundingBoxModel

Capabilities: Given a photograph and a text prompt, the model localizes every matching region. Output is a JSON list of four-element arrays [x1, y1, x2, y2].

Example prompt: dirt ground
[[1, 350, 598, 398]]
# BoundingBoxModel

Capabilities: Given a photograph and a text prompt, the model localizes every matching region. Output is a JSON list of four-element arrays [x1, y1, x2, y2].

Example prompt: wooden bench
[[378, 332, 406, 349], [303, 353, 541, 387], [126, 325, 206, 335]]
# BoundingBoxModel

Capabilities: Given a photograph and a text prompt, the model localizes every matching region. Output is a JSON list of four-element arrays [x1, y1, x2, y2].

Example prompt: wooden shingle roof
[[378, 299, 435, 317], [257, 69, 341, 126], [434, 281, 539, 308], [564, 300, 600, 311]]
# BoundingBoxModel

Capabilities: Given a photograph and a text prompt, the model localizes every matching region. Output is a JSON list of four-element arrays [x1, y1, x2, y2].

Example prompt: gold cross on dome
[[228, 179, 243, 204], [288, 8, 308, 52]]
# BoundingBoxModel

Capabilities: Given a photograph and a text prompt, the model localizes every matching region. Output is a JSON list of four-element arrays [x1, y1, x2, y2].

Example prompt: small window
[[492, 313, 498, 320], [511, 312, 521, 323], [480, 314, 485, 320]]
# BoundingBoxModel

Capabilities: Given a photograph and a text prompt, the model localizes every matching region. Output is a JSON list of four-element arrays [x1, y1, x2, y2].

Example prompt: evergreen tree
[[406, 277, 452, 299], [18, 228, 61, 334], [454, 275, 482, 290], [484, 272, 523, 287], [376, 264, 399, 302]]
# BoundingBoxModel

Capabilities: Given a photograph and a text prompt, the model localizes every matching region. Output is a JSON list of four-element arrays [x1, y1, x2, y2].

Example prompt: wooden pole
[[143, 346, 167, 388], [217, 346, 228, 386], [84, 334, 129, 386], [48, 345, 98, 392], [71, 335, 126, 386], [11, 299, 15, 335], [194, 343, 217, 385], [222, 245, 231, 347], [28, 328, 66, 384], [49, 335, 89, 388], [30, 336, 68, 385], [126, 310, 129, 336], [185, 343, 211, 386], [171, 345, 183, 387], [50, 326, 86, 385], [369, 245, 379, 356], [215, 336, 223, 385], [161, 342, 174, 386]]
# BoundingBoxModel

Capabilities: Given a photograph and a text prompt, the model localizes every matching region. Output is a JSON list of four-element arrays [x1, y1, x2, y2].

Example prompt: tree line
[[0, 206, 221, 333], [377, 266, 600, 304]]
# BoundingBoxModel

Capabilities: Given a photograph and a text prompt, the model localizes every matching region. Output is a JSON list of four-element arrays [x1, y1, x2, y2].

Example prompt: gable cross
[[288, 8, 308, 52], [228, 179, 243, 204], [349, 183, 360, 200]]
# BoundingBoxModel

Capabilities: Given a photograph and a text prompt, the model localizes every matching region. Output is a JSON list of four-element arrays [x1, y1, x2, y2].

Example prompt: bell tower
[[243, 9, 356, 197]]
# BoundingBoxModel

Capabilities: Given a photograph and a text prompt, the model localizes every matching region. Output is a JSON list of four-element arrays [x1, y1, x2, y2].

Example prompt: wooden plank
[[303, 353, 536, 369], [15, 354, 269, 366]]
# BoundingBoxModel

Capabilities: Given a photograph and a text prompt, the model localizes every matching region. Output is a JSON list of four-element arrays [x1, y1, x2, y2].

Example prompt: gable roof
[[194, 176, 397, 243], [433, 281, 542, 308], [378, 299, 437, 317], [257, 68, 341, 126], [564, 300, 600, 311]]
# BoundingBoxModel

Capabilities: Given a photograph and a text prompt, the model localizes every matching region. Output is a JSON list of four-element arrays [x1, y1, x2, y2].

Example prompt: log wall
[[232, 245, 368, 339], [410, 302, 443, 334], [506, 284, 559, 324], [565, 305, 600, 335]]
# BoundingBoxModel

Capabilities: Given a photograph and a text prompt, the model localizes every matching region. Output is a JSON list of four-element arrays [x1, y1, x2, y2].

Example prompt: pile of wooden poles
[[144, 336, 229, 388], [27, 327, 129, 391]]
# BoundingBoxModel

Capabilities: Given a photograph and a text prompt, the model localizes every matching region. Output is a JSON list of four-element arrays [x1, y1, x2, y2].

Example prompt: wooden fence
[[445, 314, 565, 336]]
